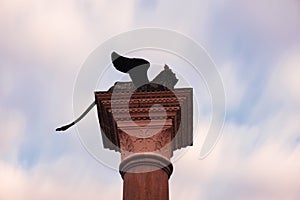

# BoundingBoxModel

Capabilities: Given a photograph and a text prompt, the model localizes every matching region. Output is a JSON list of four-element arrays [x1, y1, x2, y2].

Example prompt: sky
[[1, 0, 300, 199]]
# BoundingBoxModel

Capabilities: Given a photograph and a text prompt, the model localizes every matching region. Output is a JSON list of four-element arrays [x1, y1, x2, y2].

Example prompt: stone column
[[95, 86, 193, 200], [120, 154, 172, 200], [118, 125, 173, 200]]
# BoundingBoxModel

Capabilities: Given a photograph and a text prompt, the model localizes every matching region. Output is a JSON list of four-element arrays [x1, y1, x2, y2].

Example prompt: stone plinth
[[95, 82, 193, 200]]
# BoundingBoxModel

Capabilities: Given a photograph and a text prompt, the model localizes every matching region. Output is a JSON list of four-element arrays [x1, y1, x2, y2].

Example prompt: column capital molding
[[119, 153, 173, 179]]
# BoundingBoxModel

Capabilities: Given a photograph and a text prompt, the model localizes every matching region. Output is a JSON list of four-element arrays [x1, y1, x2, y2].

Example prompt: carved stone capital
[[95, 87, 193, 154], [118, 127, 173, 160], [119, 153, 173, 179]]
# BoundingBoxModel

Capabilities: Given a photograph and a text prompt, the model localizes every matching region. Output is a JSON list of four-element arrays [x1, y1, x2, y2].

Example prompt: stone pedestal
[[95, 83, 193, 200]]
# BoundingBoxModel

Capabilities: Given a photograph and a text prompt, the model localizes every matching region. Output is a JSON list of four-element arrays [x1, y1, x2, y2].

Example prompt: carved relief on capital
[[118, 127, 173, 160]]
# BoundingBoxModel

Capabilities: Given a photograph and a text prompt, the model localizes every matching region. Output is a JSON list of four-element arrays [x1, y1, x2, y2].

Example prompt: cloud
[[268, 48, 300, 104], [218, 61, 247, 111], [212, 0, 300, 42], [250, 47, 300, 123], [171, 119, 300, 200], [1, 0, 300, 199], [0, 155, 122, 200], [169, 46, 300, 199], [0, 108, 26, 159], [0, 0, 135, 66], [0, 1, 135, 199]]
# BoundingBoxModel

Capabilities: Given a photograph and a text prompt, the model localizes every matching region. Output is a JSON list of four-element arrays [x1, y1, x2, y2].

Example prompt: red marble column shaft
[[120, 154, 173, 200]]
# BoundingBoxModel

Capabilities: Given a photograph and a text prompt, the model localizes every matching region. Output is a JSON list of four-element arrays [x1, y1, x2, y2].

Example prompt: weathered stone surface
[[95, 83, 193, 155], [95, 82, 193, 200]]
